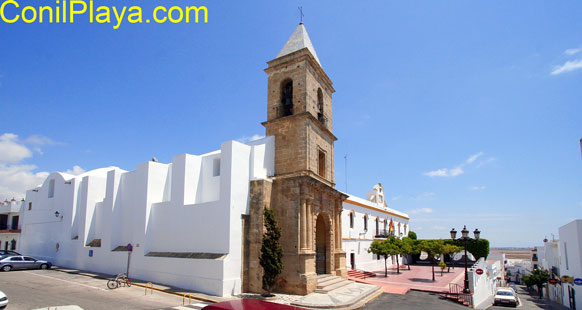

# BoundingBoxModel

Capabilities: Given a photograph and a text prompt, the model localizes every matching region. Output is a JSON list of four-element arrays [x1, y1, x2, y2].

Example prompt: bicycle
[[107, 273, 132, 289]]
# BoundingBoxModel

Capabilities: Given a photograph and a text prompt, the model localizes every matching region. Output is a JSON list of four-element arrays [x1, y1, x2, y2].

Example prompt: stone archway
[[315, 213, 331, 274]]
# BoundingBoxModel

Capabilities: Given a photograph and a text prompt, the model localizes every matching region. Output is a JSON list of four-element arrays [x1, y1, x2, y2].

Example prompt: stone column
[[306, 200, 313, 250], [335, 200, 342, 249], [300, 199, 307, 250]]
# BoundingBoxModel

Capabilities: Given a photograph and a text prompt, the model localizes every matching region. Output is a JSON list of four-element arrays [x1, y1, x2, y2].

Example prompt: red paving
[[348, 265, 466, 295]]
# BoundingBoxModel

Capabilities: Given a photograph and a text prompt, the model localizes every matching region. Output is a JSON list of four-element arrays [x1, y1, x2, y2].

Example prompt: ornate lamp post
[[450, 225, 481, 294]]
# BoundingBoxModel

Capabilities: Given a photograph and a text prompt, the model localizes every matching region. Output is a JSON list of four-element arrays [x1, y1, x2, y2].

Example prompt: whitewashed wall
[[559, 220, 582, 309], [341, 194, 409, 272], [19, 137, 274, 297]]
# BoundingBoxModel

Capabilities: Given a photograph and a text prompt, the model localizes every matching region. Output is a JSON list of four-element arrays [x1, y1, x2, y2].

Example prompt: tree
[[259, 208, 284, 296], [401, 237, 417, 270], [439, 261, 447, 276], [529, 268, 551, 299], [441, 244, 462, 272], [408, 231, 417, 240], [368, 236, 403, 276], [418, 240, 445, 281]]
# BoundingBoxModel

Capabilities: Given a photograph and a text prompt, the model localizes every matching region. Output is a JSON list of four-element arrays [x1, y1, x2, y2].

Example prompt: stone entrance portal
[[316, 214, 328, 274]]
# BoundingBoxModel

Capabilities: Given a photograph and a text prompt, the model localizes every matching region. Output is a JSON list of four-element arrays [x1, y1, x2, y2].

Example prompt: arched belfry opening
[[315, 213, 330, 274], [317, 88, 325, 124], [281, 79, 293, 117]]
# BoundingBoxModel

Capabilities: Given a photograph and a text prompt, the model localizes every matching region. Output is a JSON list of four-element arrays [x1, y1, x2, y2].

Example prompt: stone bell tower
[[259, 23, 348, 295]]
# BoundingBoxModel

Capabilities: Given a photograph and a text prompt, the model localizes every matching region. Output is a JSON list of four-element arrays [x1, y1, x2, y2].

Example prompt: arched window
[[375, 218, 379, 235], [317, 88, 325, 123], [10, 239, 16, 250], [281, 80, 293, 116], [363, 215, 368, 231]]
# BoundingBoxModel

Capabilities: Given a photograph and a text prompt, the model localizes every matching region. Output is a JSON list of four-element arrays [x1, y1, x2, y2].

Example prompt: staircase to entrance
[[315, 274, 353, 293]]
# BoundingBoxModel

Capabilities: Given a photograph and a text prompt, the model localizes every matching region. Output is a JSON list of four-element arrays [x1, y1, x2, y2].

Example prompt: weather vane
[[298, 7, 304, 24]]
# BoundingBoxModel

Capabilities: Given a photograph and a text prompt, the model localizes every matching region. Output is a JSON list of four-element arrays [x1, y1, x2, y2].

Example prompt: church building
[[17, 23, 409, 297]]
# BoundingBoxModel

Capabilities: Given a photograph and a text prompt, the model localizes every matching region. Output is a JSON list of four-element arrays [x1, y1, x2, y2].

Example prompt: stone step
[[315, 278, 353, 293], [316, 274, 334, 281], [317, 276, 345, 287]]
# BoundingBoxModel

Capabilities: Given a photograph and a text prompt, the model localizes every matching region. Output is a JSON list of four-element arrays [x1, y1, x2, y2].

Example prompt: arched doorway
[[315, 213, 328, 274]]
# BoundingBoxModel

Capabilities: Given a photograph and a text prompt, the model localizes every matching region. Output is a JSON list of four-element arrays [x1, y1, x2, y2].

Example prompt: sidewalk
[[53, 266, 229, 304], [349, 265, 465, 295]]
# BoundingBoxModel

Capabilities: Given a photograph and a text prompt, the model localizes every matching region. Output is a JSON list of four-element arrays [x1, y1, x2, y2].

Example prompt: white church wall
[[19, 139, 273, 297]]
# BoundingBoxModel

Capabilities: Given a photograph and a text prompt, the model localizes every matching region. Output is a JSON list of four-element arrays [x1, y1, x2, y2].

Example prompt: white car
[[0, 290, 8, 309], [494, 287, 518, 307]]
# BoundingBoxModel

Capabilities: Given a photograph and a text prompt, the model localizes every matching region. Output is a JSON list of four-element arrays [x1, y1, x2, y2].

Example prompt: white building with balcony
[[0, 198, 23, 251], [341, 184, 410, 271]]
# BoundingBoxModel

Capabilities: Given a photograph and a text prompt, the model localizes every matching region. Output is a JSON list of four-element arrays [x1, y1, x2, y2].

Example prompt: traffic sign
[[476, 269, 484, 275], [127, 243, 133, 252], [574, 278, 582, 286], [549, 279, 558, 285]]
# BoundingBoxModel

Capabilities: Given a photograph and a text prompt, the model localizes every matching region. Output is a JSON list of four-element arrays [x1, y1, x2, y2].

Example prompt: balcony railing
[[375, 229, 394, 238]]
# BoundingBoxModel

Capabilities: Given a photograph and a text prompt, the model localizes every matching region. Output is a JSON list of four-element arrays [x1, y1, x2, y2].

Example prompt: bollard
[[183, 293, 192, 305], [145, 282, 154, 295]]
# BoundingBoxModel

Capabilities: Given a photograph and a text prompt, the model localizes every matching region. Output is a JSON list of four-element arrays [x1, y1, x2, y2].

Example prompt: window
[[318, 149, 326, 178], [281, 80, 293, 116], [349, 213, 354, 228], [0, 214, 7, 230], [23, 257, 35, 262], [375, 218, 379, 235], [10, 240, 16, 251], [213, 158, 220, 176], [564, 242, 569, 270], [377, 254, 380, 260], [48, 179, 55, 198], [28, 202, 32, 210], [9, 256, 22, 261], [363, 215, 368, 231], [317, 88, 325, 124], [11, 216, 18, 230]]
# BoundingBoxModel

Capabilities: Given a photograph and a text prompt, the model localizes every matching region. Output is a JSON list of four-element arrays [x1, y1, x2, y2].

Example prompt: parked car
[[493, 288, 518, 307], [509, 284, 518, 294], [0, 250, 21, 257], [202, 299, 306, 310], [0, 255, 52, 271], [0, 290, 8, 309]]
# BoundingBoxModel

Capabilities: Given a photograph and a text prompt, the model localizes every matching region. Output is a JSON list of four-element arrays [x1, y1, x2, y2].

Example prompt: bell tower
[[263, 23, 337, 187], [258, 24, 347, 295]]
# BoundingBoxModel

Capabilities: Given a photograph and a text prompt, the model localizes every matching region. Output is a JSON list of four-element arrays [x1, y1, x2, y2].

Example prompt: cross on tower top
[[298, 7, 304, 24]]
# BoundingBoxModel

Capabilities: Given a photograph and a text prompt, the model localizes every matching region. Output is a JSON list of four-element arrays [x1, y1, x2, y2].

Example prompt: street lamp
[[450, 225, 481, 294]]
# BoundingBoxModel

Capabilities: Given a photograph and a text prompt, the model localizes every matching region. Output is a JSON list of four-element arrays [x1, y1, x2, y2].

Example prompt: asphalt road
[[364, 290, 468, 310], [0, 268, 198, 310]]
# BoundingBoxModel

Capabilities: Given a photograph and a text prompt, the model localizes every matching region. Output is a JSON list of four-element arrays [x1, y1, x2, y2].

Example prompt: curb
[[52, 267, 218, 305]]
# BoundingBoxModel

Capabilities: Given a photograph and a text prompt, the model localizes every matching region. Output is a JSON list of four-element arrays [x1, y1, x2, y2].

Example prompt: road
[[0, 269, 209, 310]]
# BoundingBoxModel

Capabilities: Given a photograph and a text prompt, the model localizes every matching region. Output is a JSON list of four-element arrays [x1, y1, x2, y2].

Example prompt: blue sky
[[1, 1, 581, 247]]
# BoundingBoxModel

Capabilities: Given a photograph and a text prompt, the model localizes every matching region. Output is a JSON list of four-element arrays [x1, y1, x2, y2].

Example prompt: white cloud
[[449, 166, 464, 177], [64, 165, 85, 175], [409, 208, 433, 214], [392, 195, 402, 201], [551, 59, 582, 75], [237, 134, 265, 143], [424, 166, 464, 177], [470, 185, 486, 191], [24, 135, 61, 146], [466, 152, 484, 164], [565, 48, 582, 55], [0, 133, 33, 163], [476, 157, 496, 168], [412, 192, 436, 200], [424, 152, 490, 178], [0, 132, 81, 200], [0, 164, 49, 200]]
